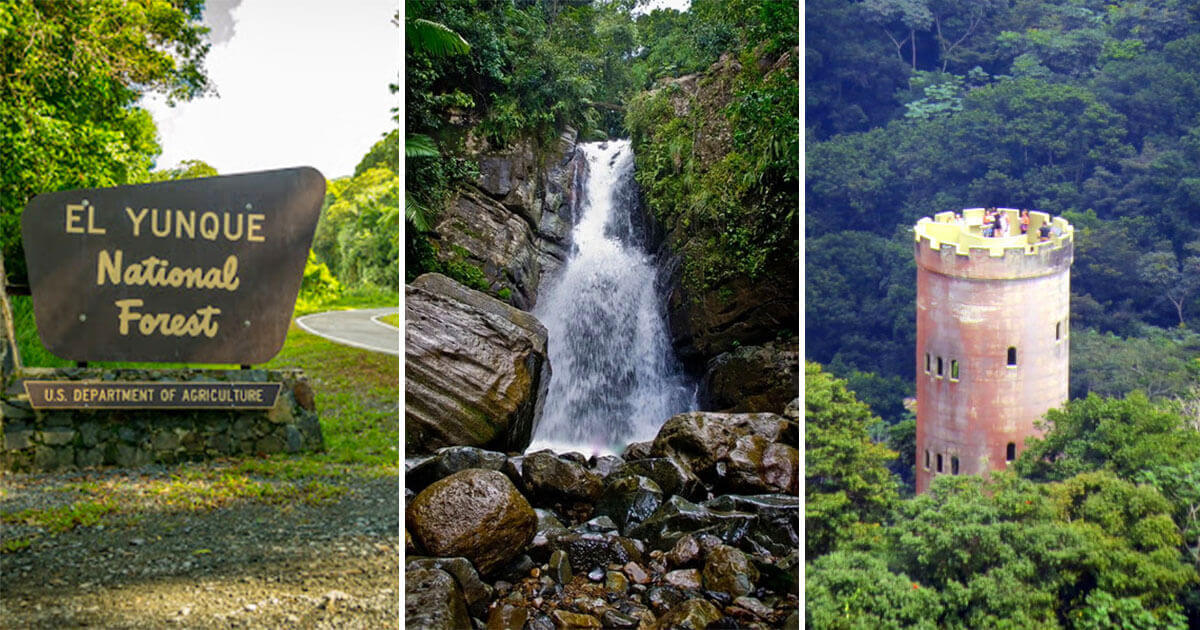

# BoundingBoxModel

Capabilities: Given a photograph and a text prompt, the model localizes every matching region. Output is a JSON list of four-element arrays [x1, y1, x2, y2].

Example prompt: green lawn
[[377, 313, 400, 328]]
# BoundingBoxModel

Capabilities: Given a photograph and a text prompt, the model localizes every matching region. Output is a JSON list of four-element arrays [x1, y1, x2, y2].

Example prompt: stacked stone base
[[1, 368, 324, 472]]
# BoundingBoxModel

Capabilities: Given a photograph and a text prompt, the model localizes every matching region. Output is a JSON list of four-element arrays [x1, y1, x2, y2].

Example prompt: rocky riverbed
[[405, 402, 800, 629]]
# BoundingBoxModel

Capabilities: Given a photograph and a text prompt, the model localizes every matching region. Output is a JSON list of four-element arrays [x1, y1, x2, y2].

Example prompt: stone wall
[[1, 368, 323, 471]]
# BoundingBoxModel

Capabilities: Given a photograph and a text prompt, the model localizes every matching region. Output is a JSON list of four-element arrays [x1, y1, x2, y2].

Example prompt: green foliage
[[1070, 327, 1200, 400], [806, 550, 942, 629], [356, 129, 400, 177], [298, 251, 341, 303], [805, 362, 899, 557], [0, 0, 211, 286], [312, 165, 399, 291], [146, 159, 218, 182], [1015, 392, 1200, 483]]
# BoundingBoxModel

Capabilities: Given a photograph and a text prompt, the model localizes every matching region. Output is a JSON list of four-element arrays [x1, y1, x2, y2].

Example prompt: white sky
[[142, 0, 398, 180]]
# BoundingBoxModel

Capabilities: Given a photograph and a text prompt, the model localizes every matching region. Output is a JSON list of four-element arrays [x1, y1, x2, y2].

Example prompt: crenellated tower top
[[914, 208, 1073, 280]]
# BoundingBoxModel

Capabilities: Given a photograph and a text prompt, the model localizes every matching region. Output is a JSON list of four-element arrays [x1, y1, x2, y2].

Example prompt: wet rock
[[761, 443, 798, 494], [486, 603, 530, 630], [782, 398, 799, 420], [701, 340, 798, 413], [665, 535, 702, 568], [405, 567, 470, 630], [703, 494, 798, 557], [406, 469, 537, 574], [406, 557, 495, 619], [623, 441, 653, 460], [527, 612, 556, 630], [405, 273, 550, 453], [702, 545, 759, 597], [653, 598, 722, 630], [576, 515, 619, 534], [623, 561, 651, 585], [732, 596, 773, 620], [497, 554, 536, 583], [588, 566, 605, 582], [552, 532, 643, 574], [595, 474, 664, 534], [784, 610, 799, 629], [551, 609, 601, 628], [646, 586, 686, 613], [664, 569, 703, 591], [601, 609, 639, 628], [588, 454, 625, 479], [406, 446, 509, 493], [528, 508, 569, 562], [522, 450, 604, 504], [649, 412, 737, 476], [626, 495, 755, 552], [549, 549, 572, 584], [622, 457, 703, 501], [605, 570, 629, 595]]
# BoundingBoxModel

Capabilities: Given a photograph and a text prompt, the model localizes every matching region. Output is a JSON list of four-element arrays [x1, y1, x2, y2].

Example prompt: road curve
[[294, 307, 399, 356]]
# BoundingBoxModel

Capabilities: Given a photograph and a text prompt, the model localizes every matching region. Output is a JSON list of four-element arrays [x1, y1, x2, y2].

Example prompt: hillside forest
[[807, 1, 1200, 627], [0, 1, 398, 366]]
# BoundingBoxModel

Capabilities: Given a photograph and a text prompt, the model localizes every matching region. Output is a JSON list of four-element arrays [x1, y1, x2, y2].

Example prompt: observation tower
[[912, 208, 1073, 493]]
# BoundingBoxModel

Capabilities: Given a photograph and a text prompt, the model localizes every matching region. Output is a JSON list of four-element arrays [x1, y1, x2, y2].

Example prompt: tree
[[1137, 247, 1200, 327], [805, 362, 899, 557], [146, 159, 219, 182], [0, 0, 211, 286]]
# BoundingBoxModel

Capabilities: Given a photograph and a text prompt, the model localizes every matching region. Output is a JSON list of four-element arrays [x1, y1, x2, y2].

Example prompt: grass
[[2, 287, 399, 548], [377, 313, 400, 328]]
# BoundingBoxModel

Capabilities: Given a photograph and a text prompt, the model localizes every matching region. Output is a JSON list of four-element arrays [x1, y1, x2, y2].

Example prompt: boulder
[[521, 450, 603, 504], [405, 273, 550, 454], [701, 544, 759, 597], [626, 495, 756, 552], [487, 604, 531, 630], [594, 474, 664, 534], [551, 531, 644, 573], [622, 456, 704, 501], [405, 446, 509, 494], [404, 567, 471, 630], [406, 469, 537, 574], [703, 494, 799, 558], [702, 340, 799, 413]]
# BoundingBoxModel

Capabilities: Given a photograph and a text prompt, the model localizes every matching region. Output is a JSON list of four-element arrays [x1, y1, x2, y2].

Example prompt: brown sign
[[21, 167, 324, 364], [23, 381, 282, 410]]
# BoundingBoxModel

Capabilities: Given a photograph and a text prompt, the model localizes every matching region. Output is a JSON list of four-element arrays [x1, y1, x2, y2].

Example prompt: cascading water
[[528, 140, 695, 455]]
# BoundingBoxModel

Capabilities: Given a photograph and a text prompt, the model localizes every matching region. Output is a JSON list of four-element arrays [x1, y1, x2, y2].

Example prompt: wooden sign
[[21, 167, 324, 364], [23, 381, 282, 410]]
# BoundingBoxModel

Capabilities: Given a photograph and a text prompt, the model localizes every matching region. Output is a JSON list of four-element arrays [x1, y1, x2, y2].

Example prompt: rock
[[521, 451, 603, 504], [784, 610, 799, 629], [760, 443, 798, 494], [732, 596, 773, 620], [653, 598, 722, 630], [621, 457, 703, 501], [497, 555, 536, 583], [528, 613, 556, 630], [406, 557, 495, 619], [528, 508, 569, 562], [595, 474, 664, 534], [405, 274, 550, 454], [623, 441, 653, 460], [588, 454, 625, 479], [664, 569, 703, 591], [702, 545, 759, 597], [434, 187, 543, 308], [601, 609, 639, 628], [701, 340, 798, 413], [549, 549, 572, 584], [626, 495, 755, 552], [575, 516, 619, 534], [406, 446, 509, 494], [646, 586, 686, 613], [665, 535, 702, 568], [623, 561, 651, 585], [553, 532, 643, 574], [703, 494, 798, 557], [486, 604, 530, 630], [649, 412, 737, 476], [405, 567, 471, 630], [782, 398, 799, 420], [550, 609, 601, 629], [406, 469, 537, 574], [605, 570, 629, 595]]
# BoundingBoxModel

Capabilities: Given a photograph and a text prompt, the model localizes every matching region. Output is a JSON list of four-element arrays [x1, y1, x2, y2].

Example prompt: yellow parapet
[[914, 208, 1073, 257]]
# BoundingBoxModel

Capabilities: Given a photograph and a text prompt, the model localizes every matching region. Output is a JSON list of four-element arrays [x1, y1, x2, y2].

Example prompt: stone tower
[[912, 208, 1073, 494]]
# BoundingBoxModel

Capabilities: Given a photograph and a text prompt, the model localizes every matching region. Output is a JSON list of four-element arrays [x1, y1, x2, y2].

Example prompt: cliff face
[[428, 129, 581, 310], [628, 49, 799, 408]]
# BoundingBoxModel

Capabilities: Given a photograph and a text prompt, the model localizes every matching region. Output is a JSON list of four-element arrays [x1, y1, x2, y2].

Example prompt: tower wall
[[913, 209, 1072, 493]]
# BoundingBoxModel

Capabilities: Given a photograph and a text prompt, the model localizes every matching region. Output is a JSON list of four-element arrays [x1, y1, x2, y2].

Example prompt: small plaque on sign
[[23, 381, 282, 410]]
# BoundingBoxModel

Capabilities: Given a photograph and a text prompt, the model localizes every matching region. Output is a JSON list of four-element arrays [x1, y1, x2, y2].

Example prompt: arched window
[[936, 454, 943, 473], [924, 450, 930, 469], [951, 456, 960, 475], [1055, 322, 1061, 341], [950, 360, 959, 381], [1006, 442, 1016, 462], [925, 353, 931, 374], [936, 356, 943, 377], [1007, 347, 1017, 366]]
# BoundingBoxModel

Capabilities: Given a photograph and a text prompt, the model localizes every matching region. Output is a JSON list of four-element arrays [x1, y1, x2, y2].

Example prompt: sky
[[141, 0, 398, 180]]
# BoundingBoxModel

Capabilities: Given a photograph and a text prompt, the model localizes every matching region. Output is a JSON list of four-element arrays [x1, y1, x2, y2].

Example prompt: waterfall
[[528, 140, 695, 456]]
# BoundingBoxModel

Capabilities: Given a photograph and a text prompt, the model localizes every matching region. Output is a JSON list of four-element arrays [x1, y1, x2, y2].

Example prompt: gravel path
[[294, 309, 399, 356], [0, 465, 399, 629]]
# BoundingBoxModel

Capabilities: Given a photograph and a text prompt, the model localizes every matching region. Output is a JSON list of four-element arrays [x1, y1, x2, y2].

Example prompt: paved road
[[294, 307, 399, 356]]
